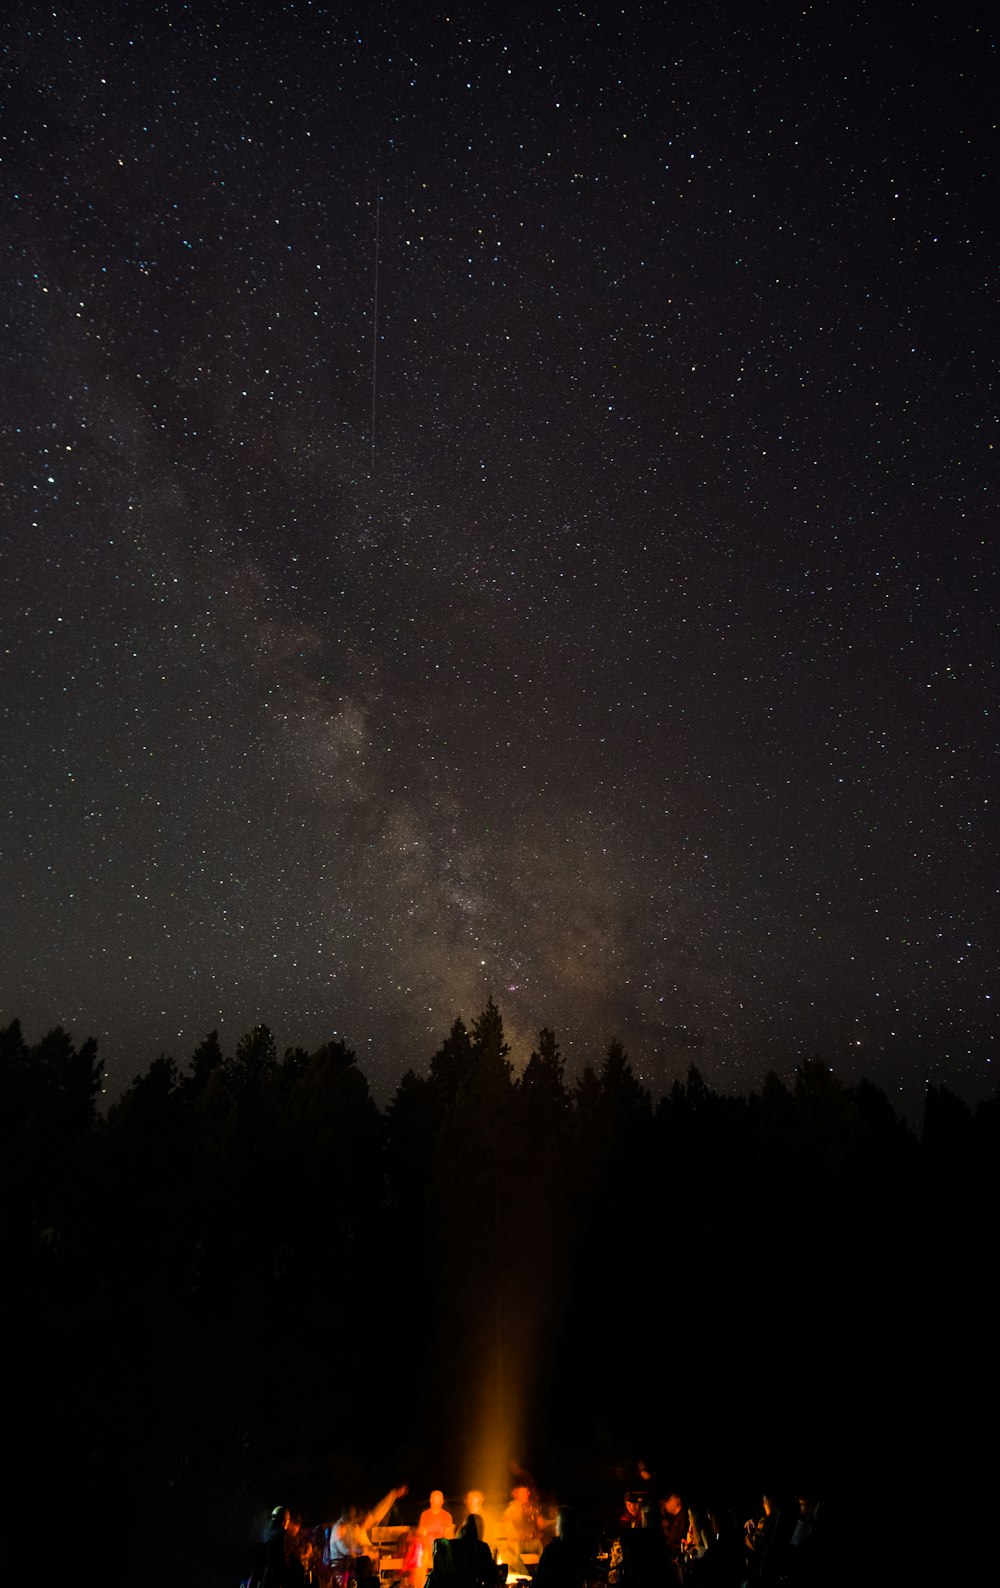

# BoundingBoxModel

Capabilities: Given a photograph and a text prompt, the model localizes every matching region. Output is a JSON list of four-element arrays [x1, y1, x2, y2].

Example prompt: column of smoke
[[440, 1071, 572, 1532], [462, 1221, 562, 1546], [466, 1296, 520, 1541]]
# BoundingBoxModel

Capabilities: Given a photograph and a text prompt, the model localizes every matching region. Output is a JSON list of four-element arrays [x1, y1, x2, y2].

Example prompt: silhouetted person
[[431, 1514, 496, 1588], [685, 1506, 744, 1588], [781, 1496, 824, 1585], [535, 1507, 588, 1588], [249, 1506, 305, 1588], [744, 1494, 790, 1583], [461, 1491, 496, 1549], [622, 1500, 673, 1588], [659, 1493, 688, 1561]]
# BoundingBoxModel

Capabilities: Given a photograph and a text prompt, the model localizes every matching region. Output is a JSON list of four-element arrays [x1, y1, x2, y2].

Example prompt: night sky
[[3, 1, 997, 1118]]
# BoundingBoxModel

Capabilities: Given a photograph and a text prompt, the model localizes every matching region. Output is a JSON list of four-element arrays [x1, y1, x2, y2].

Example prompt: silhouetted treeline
[[1, 1005, 996, 1586]]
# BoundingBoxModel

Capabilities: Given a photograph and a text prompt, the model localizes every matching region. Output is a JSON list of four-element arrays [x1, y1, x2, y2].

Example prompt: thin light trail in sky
[[371, 192, 381, 477]]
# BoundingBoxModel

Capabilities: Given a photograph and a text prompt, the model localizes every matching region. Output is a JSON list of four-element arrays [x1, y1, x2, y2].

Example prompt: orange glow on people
[[413, 1490, 454, 1588]]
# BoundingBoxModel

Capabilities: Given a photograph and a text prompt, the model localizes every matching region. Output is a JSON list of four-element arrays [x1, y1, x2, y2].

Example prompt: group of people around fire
[[609, 1482, 822, 1587], [247, 1472, 826, 1588]]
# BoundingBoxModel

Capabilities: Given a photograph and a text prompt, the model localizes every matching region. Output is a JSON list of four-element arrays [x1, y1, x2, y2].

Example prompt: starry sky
[[3, 0, 997, 1117]]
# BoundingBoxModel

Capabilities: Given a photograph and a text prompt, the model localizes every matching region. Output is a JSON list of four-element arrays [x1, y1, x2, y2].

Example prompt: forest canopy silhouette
[[2, 1002, 996, 1586]]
